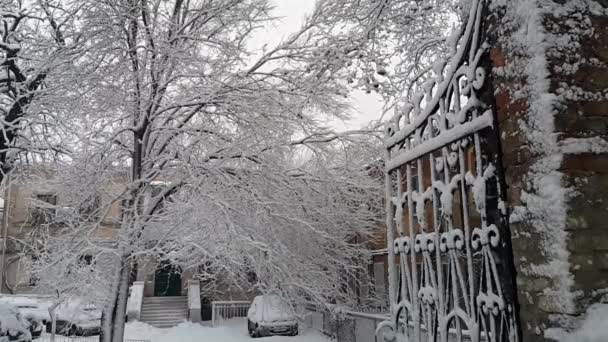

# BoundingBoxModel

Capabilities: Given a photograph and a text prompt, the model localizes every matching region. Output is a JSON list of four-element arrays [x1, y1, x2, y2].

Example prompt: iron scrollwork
[[377, 1, 519, 341]]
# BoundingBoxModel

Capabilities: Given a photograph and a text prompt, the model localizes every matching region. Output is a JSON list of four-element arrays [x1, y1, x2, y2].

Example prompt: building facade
[[0, 170, 228, 303]]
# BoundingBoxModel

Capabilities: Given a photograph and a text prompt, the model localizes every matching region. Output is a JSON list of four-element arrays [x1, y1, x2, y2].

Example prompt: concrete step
[[141, 316, 188, 321], [139, 296, 190, 329], [141, 311, 187, 316], [141, 312, 188, 319], [141, 308, 188, 314], [142, 302, 187, 306], [143, 319, 186, 328], [143, 296, 187, 302], [142, 300, 188, 305], [142, 306, 188, 311], [142, 305, 188, 310]]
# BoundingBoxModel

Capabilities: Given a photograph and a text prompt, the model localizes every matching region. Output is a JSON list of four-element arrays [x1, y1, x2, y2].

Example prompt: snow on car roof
[[250, 295, 295, 324], [0, 303, 30, 336]]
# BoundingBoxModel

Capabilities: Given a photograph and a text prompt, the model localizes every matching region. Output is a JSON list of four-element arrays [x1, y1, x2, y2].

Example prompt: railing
[[211, 301, 250, 327], [352, 298, 390, 315], [304, 307, 389, 342], [305, 308, 480, 342]]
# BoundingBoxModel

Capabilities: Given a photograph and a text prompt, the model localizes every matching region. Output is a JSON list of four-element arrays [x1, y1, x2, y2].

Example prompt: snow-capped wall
[[487, 0, 608, 340], [126, 281, 145, 321]]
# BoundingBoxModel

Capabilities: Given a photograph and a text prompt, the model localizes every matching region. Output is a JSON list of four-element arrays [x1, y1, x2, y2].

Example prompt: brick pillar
[[558, 9, 608, 320], [485, 1, 608, 340]]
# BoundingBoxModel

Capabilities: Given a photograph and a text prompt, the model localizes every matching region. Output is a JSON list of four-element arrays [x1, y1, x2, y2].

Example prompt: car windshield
[[259, 295, 294, 322], [264, 296, 290, 311]]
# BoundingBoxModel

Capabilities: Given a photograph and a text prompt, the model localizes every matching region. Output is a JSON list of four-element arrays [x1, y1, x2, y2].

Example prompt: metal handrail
[[211, 300, 251, 327]]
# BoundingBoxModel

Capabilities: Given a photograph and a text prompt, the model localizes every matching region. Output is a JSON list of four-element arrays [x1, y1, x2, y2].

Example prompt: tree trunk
[[112, 259, 131, 342], [101, 254, 131, 342]]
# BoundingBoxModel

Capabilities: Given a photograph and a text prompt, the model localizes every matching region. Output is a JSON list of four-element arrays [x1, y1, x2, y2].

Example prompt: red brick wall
[[486, 2, 608, 340]]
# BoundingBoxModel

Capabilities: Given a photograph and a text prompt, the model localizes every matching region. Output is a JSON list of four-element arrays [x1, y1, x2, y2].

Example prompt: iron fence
[[210, 300, 250, 327], [304, 308, 388, 342]]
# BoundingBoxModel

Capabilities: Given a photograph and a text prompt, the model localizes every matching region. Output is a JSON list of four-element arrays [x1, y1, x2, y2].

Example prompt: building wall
[[0, 171, 124, 293], [0, 172, 213, 298], [3, 179, 125, 229]]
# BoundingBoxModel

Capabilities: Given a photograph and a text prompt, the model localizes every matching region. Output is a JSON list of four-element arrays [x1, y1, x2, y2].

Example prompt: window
[[246, 269, 257, 283], [19, 255, 39, 287], [78, 195, 100, 222], [32, 193, 57, 225], [29, 275, 39, 287], [37, 194, 57, 205], [29, 255, 39, 286], [79, 255, 93, 266], [147, 182, 177, 216], [66, 254, 94, 276], [149, 184, 170, 214], [128, 262, 138, 284], [243, 257, 257, 284], [119, 198, 130, 222], [373, 261, 386, 298]]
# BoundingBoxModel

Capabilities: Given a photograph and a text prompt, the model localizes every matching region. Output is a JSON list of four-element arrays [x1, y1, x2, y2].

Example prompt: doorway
[[154, 261, 182, 296]]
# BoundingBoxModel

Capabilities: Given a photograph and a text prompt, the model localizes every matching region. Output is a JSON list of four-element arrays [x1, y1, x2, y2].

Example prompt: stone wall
[[486, 1, 608, 340]]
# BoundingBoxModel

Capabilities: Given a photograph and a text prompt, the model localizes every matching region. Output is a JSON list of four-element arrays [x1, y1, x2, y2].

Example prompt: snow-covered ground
[[545, 304, 608, 342], [123, 319, 330, 342], [38, 319, 330, 342]]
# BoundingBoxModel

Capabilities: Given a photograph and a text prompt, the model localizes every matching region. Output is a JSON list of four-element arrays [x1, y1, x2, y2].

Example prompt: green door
[[154, 262, 182, 296]]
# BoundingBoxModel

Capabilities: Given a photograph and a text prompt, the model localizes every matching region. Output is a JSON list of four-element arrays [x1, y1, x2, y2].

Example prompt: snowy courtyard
[[0, 0, 607, 341], [36, 319, 330, 342], [125, 320, 330, 342]]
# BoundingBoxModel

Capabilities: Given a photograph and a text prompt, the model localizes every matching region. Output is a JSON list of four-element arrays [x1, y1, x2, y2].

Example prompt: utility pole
[[0, 172, 11, 293]]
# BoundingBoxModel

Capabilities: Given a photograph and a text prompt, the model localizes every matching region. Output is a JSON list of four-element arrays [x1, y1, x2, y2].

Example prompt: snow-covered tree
[[158, 142, 383, 308], [0, 0, 83, 180], [307, 0, 463, 107]]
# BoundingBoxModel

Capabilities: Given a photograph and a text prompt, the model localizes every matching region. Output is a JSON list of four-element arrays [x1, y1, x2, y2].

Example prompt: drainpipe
[[0, 173, 11, 294]]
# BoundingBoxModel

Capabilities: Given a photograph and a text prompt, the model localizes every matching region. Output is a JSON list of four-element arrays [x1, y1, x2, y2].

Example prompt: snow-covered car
[[0, 303, 32, 342], [0, 298, 47, 339], [247, 295, 298, 337], [46, 301, 101, 336]]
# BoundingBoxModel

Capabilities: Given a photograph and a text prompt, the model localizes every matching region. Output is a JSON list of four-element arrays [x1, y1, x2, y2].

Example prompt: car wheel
[[8, 331, 30, 342], [56, 323, 68, 336], [7, 330, 18, 341], [247, 320, 253, 337], [290, 324, 298, 336]]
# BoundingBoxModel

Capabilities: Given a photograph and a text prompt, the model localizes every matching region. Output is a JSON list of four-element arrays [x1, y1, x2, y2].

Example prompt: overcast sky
[[253, 0, 384, 131]]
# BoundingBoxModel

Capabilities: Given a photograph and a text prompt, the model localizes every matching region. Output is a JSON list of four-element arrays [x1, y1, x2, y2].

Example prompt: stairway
[[140, 296, 189, 328]]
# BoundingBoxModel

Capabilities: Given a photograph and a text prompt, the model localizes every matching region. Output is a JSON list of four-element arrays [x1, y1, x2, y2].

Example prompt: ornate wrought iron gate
[[377, 1, 520, 341]]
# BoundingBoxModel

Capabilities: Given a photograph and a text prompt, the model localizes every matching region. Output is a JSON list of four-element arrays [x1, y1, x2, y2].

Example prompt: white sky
[[253, 0, 384, 131]]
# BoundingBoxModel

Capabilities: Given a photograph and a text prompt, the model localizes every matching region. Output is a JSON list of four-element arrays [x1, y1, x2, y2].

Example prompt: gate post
[[188, 280, 201, 322], [485, 1, 608, 340]]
